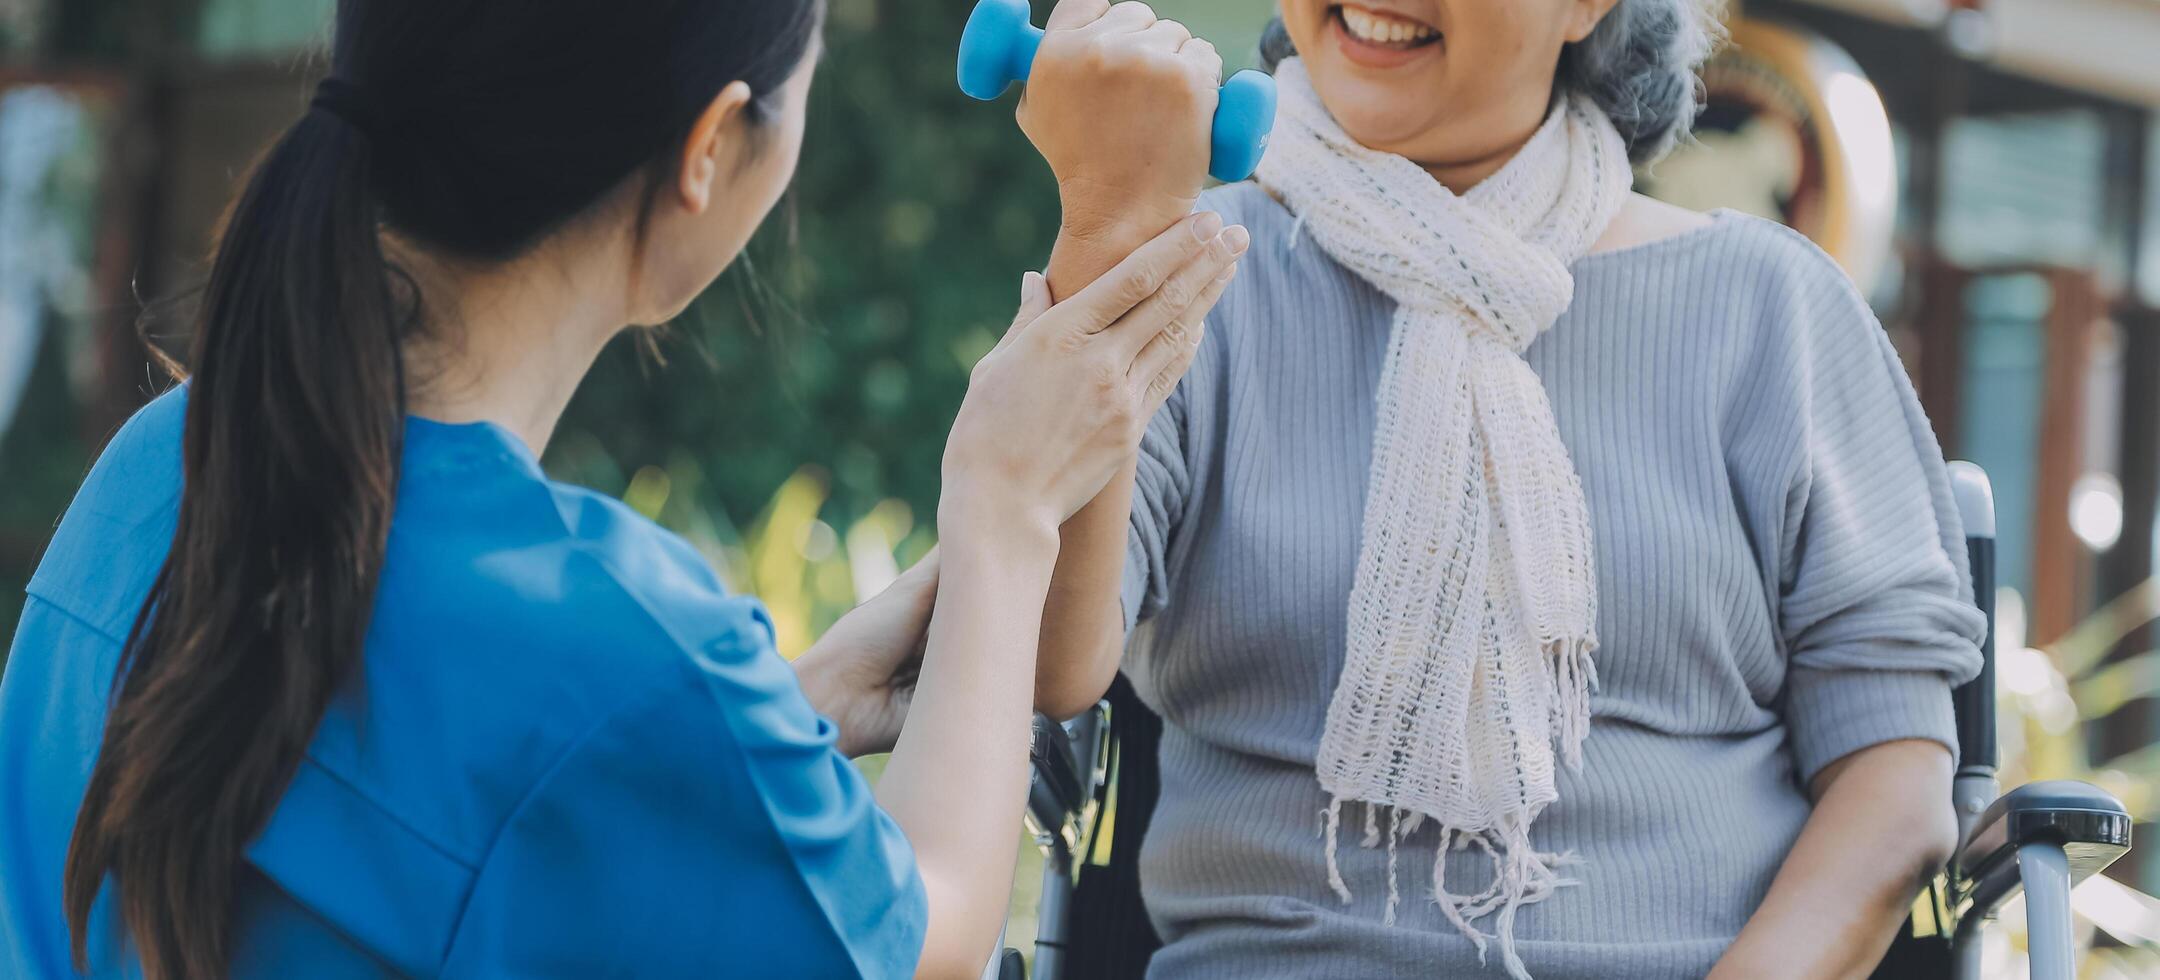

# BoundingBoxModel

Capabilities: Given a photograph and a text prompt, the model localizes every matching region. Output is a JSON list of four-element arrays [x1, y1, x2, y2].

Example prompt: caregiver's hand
[[1020, 0, 1221, 252], [940, 211, 1244, 541], [793, 549, 938, 758]]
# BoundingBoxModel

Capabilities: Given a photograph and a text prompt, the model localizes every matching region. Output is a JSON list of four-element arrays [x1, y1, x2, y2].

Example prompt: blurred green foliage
[[540, 0, 1066, 643], [0, 336, 89, 637], [560, 0, 1056, 529]]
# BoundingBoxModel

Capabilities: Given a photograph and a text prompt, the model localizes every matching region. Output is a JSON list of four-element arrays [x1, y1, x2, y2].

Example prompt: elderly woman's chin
[[1313, 80, 1456, 156]]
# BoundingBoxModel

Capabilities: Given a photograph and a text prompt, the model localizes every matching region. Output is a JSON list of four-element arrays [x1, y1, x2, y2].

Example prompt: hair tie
[[311, 77, 393, 143]]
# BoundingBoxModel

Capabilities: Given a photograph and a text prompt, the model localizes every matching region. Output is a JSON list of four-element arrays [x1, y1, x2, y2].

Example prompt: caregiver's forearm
[[1708, 739, 1959, 980], [1033, 214, 1184, 719], [876, 509, 1057, 979]]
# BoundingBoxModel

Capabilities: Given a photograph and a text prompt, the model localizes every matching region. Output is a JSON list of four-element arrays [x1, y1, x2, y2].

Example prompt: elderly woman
[[1032, 1, 1987, 978]]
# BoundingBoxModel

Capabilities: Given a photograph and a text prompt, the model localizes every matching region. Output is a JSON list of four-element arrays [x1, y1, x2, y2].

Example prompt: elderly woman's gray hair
[[1259, 0, 1726, 164]]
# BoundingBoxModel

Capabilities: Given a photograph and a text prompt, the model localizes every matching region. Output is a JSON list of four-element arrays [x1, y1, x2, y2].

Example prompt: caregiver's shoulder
[[463, 465, 779, 684], [278, 442, 791, 862]]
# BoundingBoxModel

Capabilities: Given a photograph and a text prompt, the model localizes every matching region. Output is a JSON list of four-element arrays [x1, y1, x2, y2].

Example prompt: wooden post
[[1914, 257, 1972, 454], [2029, 269, 2101, 645], [1903, 18, 1970, 453]]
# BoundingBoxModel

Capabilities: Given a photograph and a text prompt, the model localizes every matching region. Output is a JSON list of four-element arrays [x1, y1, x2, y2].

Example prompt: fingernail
[[1224, 225, 1250, 255], [1215, 261, 1239, 284], [1022, 271, 1045, 301], [1193, 211, 1224, 241]]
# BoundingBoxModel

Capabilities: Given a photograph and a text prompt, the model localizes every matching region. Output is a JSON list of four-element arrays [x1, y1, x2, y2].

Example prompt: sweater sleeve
[[1123, 381, 1194, 632], [1775, 252, 1987, 785]]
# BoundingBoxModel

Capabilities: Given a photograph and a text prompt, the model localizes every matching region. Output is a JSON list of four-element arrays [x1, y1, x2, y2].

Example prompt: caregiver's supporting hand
[[877, 214, 1241, 979], [793, 549, 939, 758], [1705, 739, 1961, 980]]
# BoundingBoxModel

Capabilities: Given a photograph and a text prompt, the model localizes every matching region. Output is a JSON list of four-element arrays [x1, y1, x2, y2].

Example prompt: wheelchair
[[993, 463, 2133, 980]]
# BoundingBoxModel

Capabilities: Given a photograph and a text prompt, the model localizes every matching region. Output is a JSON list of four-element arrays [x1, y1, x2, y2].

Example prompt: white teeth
[[1338, 6, 1437, 46]]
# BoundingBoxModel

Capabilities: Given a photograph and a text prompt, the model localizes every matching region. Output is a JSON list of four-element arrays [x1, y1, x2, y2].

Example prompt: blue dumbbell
[[957, 0, 1278, 183]]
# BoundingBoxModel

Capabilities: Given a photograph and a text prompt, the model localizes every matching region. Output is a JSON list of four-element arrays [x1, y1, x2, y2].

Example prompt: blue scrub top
[[0, 389, 927, 978]]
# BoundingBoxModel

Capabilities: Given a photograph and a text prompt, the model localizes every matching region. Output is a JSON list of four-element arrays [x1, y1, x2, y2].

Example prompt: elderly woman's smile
[[1329, 3, 1444, 67]]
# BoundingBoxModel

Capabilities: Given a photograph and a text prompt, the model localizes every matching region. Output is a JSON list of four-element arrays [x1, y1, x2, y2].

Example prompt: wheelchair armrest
[[1952, 780, 2132, 919], [1025, 703, 1113, 867], [1029, 714, 1088, 833]]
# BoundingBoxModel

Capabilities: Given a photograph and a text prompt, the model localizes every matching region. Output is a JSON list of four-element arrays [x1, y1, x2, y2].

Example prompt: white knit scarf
[[1252, 59, 1631, 979]]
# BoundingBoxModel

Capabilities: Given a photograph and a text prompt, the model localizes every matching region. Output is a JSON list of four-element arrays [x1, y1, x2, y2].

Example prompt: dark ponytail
[[62, 1, 822, 976], [63, 104, 404, 980]]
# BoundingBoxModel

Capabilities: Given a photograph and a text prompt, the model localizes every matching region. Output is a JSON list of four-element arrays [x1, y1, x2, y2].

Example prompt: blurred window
[[196, 0, 331, 59], [1956, 273, 2054, 600], [0, 84, 102, 442], [1939, 110, 2108, 270]]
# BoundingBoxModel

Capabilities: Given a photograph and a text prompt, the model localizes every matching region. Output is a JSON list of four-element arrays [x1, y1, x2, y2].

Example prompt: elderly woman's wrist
[[1055, 180, 1196, 251]]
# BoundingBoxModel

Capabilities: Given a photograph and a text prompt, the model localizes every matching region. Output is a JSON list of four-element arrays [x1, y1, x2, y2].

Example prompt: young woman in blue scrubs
[[0, 0, 1248, 977]]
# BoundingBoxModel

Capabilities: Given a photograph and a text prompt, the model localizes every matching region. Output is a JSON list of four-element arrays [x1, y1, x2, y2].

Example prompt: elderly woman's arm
[[1708, 739, 1959, 980], [1710, 253, 1986, 978]]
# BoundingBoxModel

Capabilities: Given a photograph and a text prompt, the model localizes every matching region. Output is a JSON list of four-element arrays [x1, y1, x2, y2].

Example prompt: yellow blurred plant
[[619, 455, 934, 659], [1985, 580, 2160, 975]]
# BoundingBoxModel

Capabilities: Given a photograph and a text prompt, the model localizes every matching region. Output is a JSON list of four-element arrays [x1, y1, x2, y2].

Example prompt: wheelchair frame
[[994, 463, 2133, 980]]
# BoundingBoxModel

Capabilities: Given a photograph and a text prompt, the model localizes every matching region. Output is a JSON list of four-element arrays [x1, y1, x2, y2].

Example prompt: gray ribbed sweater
[[1115, 184, 1987, 979]]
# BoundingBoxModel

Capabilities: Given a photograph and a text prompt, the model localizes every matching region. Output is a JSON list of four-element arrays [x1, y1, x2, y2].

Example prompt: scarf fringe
[[1322, 799, 1353, 904], [1550, 637, 1599, 770], [1324, 798, 1584, 980]]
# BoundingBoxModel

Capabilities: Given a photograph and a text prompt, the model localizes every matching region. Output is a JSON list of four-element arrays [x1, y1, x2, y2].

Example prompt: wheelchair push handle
[[1949, 461, 1995, 540], [1947, 461, 1998, 777], [956, 0, 1279, 183]]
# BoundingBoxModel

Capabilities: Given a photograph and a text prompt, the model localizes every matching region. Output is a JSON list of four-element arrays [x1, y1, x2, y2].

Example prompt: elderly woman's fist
[[1018, 1, 1224, 242]]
